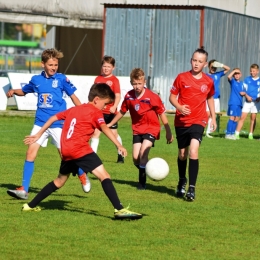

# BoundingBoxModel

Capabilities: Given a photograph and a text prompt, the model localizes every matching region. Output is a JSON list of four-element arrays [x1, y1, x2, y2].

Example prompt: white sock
[[90, 138, 99, 153], [116, 135, 122, 154], [235, 131, 239, 135], [206, 118, 212, 134]]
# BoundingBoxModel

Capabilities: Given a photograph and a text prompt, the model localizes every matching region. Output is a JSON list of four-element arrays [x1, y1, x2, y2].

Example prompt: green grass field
[[0, 113, 260, 260]]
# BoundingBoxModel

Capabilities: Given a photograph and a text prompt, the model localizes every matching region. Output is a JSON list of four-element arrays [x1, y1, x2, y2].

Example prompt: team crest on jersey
[[39, 93, 53, 108], [106, 80, 113, 87], [201, 84, 208, 93], [135, 104, 140, 111], [52, 79, 58, 88]]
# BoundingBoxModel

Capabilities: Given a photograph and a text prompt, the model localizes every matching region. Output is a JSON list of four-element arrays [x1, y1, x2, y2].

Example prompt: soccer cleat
[[186, 186, 195, 202], [176, 177, 187, 197], [22, 203, 41, 212], [114, 207, 142, 220], [117, 154, 124, 163], [206, 133, 213, 138], [137, 183, 146, 190], [225, 134, 236, 140], [235, 133, 240, 140], [78, 173, 91, 193], [7, 186, 28, 200], [248, 134, 253, 140]]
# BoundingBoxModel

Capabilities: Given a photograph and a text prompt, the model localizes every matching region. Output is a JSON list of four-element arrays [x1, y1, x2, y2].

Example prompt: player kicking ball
[[22, 83, 142, 220]]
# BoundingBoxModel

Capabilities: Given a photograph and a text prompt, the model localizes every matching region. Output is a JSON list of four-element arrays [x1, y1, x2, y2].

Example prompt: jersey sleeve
[[120, 94, 129, 113], [21, 76, 37, 94], [92, 110, 106, 131], [207, 78, 215, 98], [61, 75, 77, 96], [170, 75, 181, 95], [112, 77, 121, 94], [151, 93, 166, 115]]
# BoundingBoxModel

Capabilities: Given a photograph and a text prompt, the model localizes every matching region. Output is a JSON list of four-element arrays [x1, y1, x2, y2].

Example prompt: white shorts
[[206, 98, 220, 113], [242, 101, 260, 114], [30, 125, 62, 148]]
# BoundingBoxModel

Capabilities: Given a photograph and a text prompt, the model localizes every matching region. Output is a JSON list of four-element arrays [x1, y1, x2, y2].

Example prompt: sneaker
[[78, 173, 91, 193], [235, 133, 240, 140], [225, 134, 236, 140], [117, 154, 124, 163], [114, 207, 142, 220], [206, 133, 213, 138], [7, 186, 28, 200], [248, 133, 253, 140], [186, 186, 195, 201], [137, 183, 146, 190], [176, 177, 187, 197], [22, 203, 41, 212]]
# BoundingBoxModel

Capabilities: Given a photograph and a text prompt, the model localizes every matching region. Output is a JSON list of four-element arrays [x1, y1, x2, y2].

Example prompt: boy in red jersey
[[21, 83, 142, 220], [169, 47, 216, 201], [108, 68, 173, 190], [91, 56, 124, 163]]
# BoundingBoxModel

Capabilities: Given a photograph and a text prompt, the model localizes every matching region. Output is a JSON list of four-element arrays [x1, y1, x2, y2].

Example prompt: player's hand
[[6, 89, 15, 98], [166, 133, 174, 144], [106, 123, 111, 128], [179, 105, 191, 115], [117, 145, 127, 157], [212, 61, 223, 68], [109, 106, 116, 114], [210, 121, 217, 133], [245, 95, 253, 102], [23, 135, 40, 145]]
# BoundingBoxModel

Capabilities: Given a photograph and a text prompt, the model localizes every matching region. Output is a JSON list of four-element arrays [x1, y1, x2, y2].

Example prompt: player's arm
[[107, 110, 126, 128], [24, 115, 59, 145], [70, 93, 82, 106], [169, 93, 191, 115], [110, 93, 121, 114], [100, 123, 127, 157], [159, 113, 173, 144], [6, 89, 25, 98], [207, 96, 217, 132], [227, 69, 240, 81]]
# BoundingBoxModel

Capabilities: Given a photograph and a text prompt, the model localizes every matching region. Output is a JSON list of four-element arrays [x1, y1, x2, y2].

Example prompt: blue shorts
[[227, 105, 242, 117]]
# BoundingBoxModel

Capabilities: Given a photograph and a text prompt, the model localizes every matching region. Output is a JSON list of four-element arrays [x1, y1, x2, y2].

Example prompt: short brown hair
[[192, 46, 208, 61], [250, 64, 259, 69], [101, 55, 115, 67], [130, 68, 145, 83], [88, 83, 115, 103], [41, 48, 64, 63]]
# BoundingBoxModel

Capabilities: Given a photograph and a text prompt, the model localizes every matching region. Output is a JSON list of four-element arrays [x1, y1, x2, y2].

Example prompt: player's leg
[[79, 153, 142, 219], [225, 105, 236, 139], [90, 128, 101, 153], [22, 160, 72, 211], [50, 127, 91, 193], [7, 125, 48, 200], [249, 113, 257, 139], [235, 102, 250, 139], [175, 126, 189, 197]]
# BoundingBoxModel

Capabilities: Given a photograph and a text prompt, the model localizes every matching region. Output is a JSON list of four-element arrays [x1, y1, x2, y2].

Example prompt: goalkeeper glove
[[212, 61, 223, 68]]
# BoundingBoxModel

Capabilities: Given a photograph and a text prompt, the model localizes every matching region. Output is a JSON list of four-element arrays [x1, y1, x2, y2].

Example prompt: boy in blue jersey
[[225, 68, 245, 140], [205, 59, 230, 138], [6, 48, 90, 200], [235, 64, 260, 140]]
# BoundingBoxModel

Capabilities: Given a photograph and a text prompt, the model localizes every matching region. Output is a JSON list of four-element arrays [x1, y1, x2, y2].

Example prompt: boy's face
[[209, 64, 217, 74], [93, 97, 111, 110], [101, 62, 114, 77], [131, 77, 146, 95], [190, 53, 208, 74], [250, 68, 259, 78], [234, 71, 242, 80], [41, 58, 59, 77]]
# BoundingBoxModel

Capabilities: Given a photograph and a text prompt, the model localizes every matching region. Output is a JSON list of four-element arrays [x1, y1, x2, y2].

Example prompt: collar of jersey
[[41, 71, 57, 79]]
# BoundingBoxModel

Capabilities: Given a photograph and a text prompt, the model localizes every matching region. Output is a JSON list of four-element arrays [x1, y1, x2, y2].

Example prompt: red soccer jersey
[[171, 71, 214, 127], [56, 103, 105, 161], [120, 88, 166, 139], [94, 75, 121, 114]]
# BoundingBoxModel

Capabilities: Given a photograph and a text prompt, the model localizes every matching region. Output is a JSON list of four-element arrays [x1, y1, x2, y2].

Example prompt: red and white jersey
[[121, 88, 165, 139], [56, 103, 105, 161], [94, 75, 121, 114], [171, 71, 214, 127]]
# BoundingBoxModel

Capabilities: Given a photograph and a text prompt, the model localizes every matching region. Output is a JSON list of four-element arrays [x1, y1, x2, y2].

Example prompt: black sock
[[188, 158, 199, 187], [139, 166, 146, 186], [101, 178, 123, 210], [134, 164, 140, 170], [28, 181, 58, 208], [178, 158, 187, 179]]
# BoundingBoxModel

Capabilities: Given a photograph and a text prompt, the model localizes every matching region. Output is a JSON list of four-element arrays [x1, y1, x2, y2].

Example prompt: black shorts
[[59, 152, 102, 175], [103, 113, 118, 129], [175, 124, 204, 149], [133, 134, 155, 147]]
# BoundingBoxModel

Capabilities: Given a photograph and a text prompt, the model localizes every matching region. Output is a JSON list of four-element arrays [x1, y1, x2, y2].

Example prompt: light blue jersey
[[243, 76, 260, 101], [228, 78, 244, 107], [206, 70, 225, 98], [22, 71, 77, 128]]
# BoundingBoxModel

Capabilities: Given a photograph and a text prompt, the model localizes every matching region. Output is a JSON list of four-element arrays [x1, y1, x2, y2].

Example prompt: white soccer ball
[[145, 157, 169, 181]]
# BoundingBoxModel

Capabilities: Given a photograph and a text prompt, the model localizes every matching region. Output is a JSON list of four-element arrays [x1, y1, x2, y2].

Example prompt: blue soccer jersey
[[243, 76, 260, 101], [22, 71, 77, 128], [228, 78, 244, 107], [206, 70, 225, 98]]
